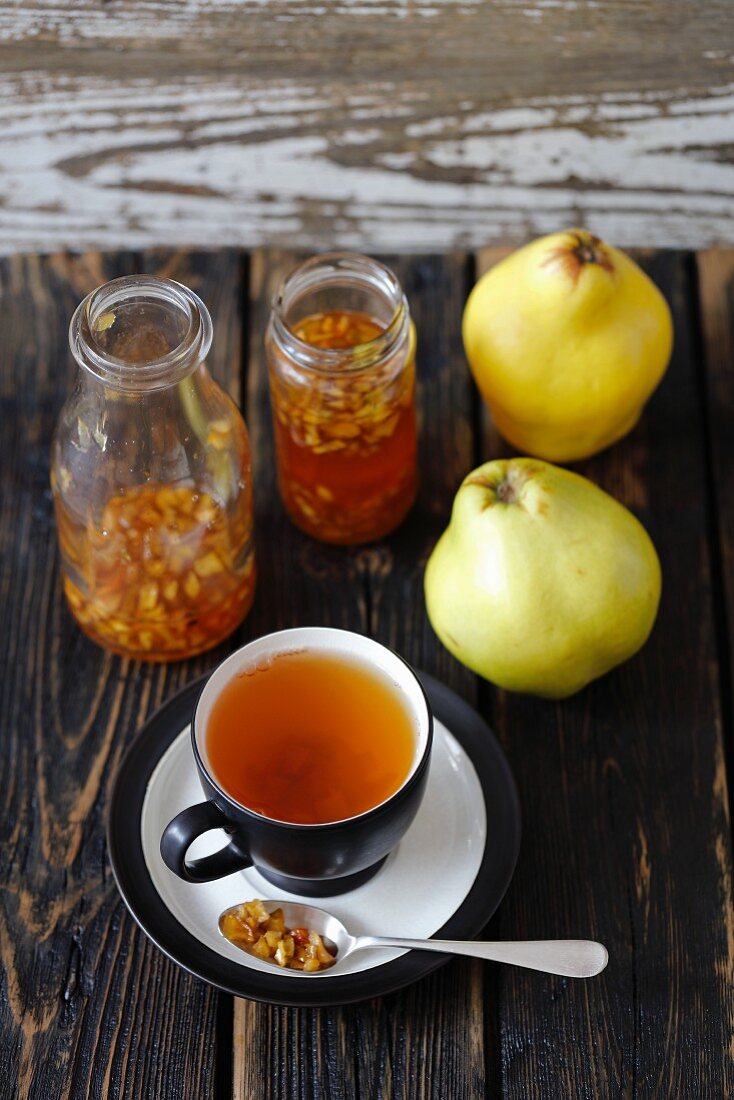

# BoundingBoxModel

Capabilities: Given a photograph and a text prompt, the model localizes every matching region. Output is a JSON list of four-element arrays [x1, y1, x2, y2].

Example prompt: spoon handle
[[352, 937, 608, 978]]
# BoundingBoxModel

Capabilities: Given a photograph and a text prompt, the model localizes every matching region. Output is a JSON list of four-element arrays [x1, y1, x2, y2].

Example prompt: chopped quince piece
[[184, 571, 201, 599], [269, 908, 286, 932], [137, 582, 159, 614], [194, 552, 224, 578], [251, 936, 271, 960]]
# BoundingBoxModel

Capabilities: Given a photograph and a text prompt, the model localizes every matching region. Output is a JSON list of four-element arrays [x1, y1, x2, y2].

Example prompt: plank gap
[[475, 678, 504, 1100], [238, 252, 252, 425], [215, 993, 235, 1100]]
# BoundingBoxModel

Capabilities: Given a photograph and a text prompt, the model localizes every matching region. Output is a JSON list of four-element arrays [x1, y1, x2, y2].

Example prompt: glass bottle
[[265, 253, 418, 545], [51, 275, 256, 661]]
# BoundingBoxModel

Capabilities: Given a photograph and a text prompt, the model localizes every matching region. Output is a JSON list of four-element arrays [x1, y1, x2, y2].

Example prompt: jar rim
[[270, 252, 409, 374], [69, 275, 213, 391]]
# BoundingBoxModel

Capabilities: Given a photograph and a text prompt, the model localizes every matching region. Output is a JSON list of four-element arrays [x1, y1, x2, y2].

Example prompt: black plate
[[107, 671, 521, 1007]]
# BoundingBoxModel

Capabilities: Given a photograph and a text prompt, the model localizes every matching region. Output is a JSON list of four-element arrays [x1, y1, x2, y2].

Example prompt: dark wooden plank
[[1, 3, 734, 254], [696, 250, 734, 751], [233, 252, 489, 1098], [353, 254, 487, 1100], [0, 249, 247, 1099], [234, 249, 368, 1100], [472, 248, 734, 1096]]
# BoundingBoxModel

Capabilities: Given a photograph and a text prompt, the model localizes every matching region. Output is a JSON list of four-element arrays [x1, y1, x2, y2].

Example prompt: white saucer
[[108, 671, 520, 1006], [142, 717, 486, 979]]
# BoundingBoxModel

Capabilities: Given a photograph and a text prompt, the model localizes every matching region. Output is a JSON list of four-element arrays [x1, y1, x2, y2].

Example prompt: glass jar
[[265, 253, 418, 544], [51, 276, 256, 661]]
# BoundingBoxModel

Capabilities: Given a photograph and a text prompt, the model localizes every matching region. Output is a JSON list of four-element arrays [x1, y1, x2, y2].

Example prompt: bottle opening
[[70, 276, 213, 390], [271, 252, 409, 373]]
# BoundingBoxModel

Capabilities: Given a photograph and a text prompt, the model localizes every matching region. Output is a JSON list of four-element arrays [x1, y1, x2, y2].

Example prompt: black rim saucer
[[107, 671, 521, 1007]]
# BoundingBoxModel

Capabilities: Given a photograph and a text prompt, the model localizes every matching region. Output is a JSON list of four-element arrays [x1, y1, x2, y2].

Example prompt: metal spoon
[[219, 900, 608, 978]]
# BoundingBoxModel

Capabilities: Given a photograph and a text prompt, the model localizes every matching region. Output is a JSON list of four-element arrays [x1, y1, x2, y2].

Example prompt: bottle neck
[[70, 276, 213, 393]]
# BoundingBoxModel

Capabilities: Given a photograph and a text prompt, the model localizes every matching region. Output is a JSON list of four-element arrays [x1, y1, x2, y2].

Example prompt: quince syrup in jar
[[265, 253, 418, 544], [51, 276, 256, 661]]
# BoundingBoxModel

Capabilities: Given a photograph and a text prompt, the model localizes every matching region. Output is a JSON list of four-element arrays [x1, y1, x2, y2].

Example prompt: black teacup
[[160, 627, 433, 896]]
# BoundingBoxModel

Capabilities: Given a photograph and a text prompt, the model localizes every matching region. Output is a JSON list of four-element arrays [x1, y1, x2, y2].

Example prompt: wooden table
[[2, 247, 733, 1098]]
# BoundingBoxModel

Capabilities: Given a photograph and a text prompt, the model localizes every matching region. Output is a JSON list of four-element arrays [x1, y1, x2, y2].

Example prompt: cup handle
[[160, 801, 253, 883]]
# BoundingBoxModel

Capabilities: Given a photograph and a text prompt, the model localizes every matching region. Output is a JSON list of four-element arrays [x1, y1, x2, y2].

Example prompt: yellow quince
[[462, 230, 673, 461], [424, 458, 661, 698]]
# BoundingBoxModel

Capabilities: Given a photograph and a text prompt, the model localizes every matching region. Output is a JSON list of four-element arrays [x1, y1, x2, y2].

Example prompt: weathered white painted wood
[[0, 0, 733, 252]]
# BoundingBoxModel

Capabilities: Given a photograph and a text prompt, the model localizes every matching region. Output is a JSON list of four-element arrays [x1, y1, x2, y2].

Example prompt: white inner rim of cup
[[194, 627, 431, 827]]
